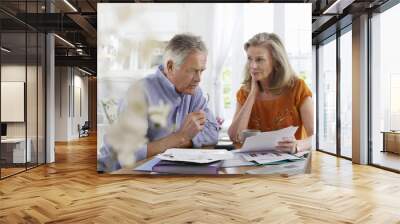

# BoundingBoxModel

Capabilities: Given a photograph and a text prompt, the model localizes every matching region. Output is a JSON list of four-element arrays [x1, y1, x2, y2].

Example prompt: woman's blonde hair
[[242, 32, 297, 95]]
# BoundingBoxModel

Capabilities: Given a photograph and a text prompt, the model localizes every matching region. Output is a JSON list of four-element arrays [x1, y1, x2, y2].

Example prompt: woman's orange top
[[236, 78, 312, 140]]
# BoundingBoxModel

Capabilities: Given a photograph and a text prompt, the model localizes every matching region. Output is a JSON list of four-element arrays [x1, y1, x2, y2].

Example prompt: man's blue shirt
[[98, 65, 219, 171]]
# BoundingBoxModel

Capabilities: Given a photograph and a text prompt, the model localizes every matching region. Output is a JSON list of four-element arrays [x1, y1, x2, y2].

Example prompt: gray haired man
[[99, 34, 219, 171]]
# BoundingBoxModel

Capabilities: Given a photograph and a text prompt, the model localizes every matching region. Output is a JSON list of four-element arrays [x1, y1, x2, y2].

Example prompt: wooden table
[[112, 150, 312, 175], [381, 131, 400, 154]]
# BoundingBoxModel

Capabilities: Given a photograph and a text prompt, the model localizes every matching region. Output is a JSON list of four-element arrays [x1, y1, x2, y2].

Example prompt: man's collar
[[156, 65, 183, 101]]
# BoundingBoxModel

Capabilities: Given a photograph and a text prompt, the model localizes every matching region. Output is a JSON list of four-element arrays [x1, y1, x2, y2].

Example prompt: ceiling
[[0, 0, 393, 75], [0, 0, 98, 74]]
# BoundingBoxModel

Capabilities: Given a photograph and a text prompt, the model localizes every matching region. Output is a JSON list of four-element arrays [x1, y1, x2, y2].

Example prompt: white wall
[[1, 64, 46, 164], [1, 66, 26, 129], [1, 65, 38, 138], [55, 66, 68, 141], [72, 73, 89, 138], [55, 67, 89, 141]]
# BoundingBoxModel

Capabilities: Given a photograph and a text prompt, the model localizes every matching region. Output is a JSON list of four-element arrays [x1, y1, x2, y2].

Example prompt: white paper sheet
[[246, 160, 306, 175], [241, 150, 302, 164], [238, 126, 298, 153], [156, 148, 234, 163], [220, 153, 255, 168]]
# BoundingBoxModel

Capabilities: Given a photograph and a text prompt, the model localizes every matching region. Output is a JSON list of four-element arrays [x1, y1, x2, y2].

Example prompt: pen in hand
[[200, 93, 210, 123]]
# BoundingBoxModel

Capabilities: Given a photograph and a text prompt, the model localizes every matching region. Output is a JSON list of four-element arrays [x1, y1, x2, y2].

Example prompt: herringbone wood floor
[[1, 134, 400, 224]]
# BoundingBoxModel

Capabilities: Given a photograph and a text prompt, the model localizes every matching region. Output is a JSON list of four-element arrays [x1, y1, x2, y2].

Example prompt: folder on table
[[152, 160, 222, 174]]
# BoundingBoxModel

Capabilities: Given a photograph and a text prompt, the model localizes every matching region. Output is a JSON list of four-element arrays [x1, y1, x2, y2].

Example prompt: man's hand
[[178, 111, 206, 141], [147, 111, 206, 157]]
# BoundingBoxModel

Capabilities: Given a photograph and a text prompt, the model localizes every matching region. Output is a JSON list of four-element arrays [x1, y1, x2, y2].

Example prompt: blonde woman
[[228, 32, 314, 154]]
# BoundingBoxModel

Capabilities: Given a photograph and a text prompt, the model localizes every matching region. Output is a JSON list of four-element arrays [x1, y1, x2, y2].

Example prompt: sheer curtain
[[208, 4, 243, 119]]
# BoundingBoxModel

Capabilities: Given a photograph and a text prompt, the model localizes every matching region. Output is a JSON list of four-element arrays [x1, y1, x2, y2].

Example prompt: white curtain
[[227, 14, 245, 126], [208, 4, 243, 119]]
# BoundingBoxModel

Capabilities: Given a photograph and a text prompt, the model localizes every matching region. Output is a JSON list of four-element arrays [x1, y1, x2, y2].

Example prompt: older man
[[99, 34, 218, 171]]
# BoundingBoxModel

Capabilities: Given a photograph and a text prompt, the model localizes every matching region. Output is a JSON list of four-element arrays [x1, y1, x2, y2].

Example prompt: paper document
[[220, 153, 255, 168], [239, 126, 298, 152], [156, 148, 234, 163], [246, 160, 306, 175], [241, 150, 302, 164]]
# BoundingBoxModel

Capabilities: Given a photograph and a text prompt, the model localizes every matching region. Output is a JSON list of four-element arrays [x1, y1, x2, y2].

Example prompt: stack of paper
[[156, 148, 234, 163], [241, 150, 302, 165], [139, 148, 234, 174], [246, 160, 306, 175], [220, 153, 255, 168]]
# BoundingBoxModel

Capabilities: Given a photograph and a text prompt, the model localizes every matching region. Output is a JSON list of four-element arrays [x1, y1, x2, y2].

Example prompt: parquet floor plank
[[1, 135, 399, 223]]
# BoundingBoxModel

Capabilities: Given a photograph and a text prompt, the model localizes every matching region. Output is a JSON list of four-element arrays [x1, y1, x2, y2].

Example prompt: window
[[340, 29, 352, 158], [371, 2, 400, 171], [317, 37, 337, 154], [220, 4, 311, 129], [284, 4, 312, 87], [0, 1, 47, 179]]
